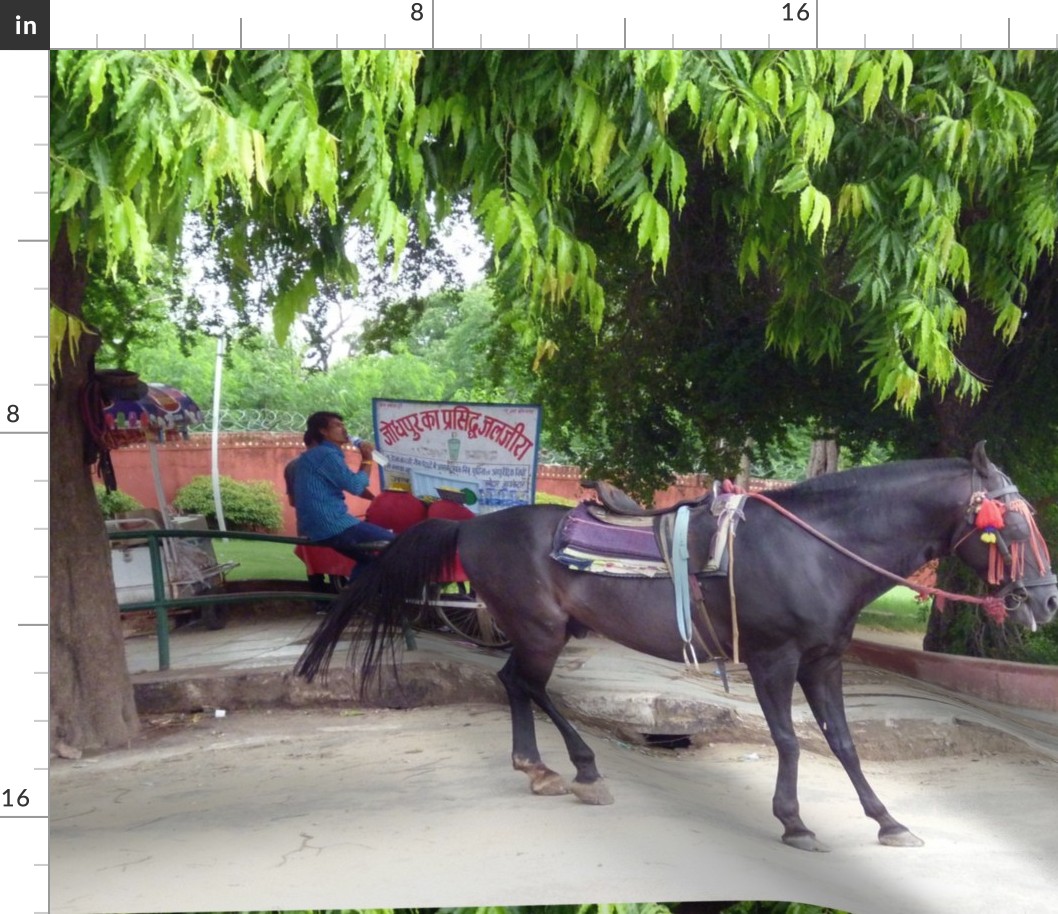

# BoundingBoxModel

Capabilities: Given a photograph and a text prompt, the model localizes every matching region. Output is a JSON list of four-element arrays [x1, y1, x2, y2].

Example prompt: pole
[[210, 337, 227, 532]]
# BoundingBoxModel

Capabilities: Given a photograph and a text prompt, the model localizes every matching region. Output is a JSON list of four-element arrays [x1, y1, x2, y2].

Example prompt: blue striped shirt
[[292, 441, 370, 540]]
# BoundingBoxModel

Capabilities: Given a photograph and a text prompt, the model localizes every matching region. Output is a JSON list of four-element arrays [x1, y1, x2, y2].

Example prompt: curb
[[846, 638, 1058, 713]]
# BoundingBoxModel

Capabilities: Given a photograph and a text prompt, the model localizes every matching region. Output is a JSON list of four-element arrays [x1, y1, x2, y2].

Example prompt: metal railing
[[108, 527, 415, 671]]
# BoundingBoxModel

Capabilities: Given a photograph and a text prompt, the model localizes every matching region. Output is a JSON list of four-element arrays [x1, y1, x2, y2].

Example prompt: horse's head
[[952, 442, 1058, 631]]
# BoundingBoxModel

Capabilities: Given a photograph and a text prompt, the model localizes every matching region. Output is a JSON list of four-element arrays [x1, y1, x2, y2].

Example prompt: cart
[[295, 490, 511, 649], [107, 510, 238, 630]]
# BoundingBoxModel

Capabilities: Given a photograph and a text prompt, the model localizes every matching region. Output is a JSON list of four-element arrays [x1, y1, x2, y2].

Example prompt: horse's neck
[[782, 465, 966, 576]]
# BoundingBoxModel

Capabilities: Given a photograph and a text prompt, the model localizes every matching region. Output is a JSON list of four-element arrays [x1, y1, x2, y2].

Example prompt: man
[[284, 433, 334, 607], [292, 411, 395, 575], [284, 431, 314, 507]]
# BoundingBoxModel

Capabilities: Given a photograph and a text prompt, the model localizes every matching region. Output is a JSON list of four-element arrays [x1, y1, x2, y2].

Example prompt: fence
[[109, 527, 417, 671]]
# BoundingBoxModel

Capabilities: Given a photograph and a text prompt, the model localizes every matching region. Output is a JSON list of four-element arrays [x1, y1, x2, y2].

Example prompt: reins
[[745, 490, 1010, 622]]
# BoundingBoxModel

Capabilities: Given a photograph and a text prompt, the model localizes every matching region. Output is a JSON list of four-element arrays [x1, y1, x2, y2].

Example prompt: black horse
[[296, 443, 1057, 851]]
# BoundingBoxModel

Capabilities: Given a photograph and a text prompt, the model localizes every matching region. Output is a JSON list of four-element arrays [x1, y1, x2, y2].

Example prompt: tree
[[52, 50, 1058, 751]]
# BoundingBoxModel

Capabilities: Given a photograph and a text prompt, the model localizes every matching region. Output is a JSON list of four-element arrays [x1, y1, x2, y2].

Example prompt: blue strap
[[672, 505, 693, 645]]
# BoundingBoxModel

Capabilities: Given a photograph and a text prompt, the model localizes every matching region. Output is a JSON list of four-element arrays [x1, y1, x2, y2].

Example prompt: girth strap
[[658, 505, 734, 688]]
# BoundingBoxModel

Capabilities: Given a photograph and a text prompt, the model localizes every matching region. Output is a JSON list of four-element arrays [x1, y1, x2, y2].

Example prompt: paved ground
[[50, 611, 1058, 914]]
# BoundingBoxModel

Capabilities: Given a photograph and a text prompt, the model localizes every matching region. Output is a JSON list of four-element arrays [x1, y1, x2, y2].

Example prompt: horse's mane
[[778, 456, 969, 502]]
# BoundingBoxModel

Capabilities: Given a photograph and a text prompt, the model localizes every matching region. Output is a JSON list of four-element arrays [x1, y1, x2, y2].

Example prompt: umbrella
[[98, 376, 204, 527], [101, 381, 204, 447]]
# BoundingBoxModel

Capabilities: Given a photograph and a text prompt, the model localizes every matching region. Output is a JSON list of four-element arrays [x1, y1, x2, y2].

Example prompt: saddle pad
[[550, 502, 670, 577]]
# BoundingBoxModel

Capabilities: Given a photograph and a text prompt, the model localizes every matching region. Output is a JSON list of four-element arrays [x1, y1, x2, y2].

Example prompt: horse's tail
[[293, 518, 463, 691]]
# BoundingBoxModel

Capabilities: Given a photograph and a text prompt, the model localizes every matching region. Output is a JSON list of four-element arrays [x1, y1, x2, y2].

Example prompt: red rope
[[745, 490, 1006, 621]]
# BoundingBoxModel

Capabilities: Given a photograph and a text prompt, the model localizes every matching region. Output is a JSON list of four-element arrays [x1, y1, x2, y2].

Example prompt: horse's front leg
[[748, 652, 829, 851], [497, 654, 570, 797], [798, 654, 924, 847]]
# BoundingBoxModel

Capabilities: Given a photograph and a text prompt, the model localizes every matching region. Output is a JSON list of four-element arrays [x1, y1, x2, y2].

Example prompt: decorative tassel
[[987, 543, 1004, 586], [1009, 499, 1051, 574], [974, 497, 1006, 545]]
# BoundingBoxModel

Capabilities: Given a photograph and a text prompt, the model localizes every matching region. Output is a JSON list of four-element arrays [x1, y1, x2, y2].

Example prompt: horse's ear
[[971, 440, 991, 473]]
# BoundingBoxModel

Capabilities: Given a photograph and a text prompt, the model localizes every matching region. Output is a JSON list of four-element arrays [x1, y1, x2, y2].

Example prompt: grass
[[858, 586, 929, 632], [212, 537, 308, 582]]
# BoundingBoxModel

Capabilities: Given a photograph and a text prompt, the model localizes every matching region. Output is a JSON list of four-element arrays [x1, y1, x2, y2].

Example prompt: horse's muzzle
[[998, 575, 1058, 631]]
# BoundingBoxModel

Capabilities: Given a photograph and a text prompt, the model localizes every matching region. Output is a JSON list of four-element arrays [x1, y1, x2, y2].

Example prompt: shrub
[[172, 475, 283, 532], [94, 485, 143, 519]]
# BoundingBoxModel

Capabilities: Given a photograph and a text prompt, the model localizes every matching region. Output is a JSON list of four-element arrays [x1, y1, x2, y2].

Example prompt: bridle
[[953, 469, 1057, 615]]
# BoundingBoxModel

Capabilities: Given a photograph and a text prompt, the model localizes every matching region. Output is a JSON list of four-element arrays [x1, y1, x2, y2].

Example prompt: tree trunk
[[805, 437, 838, 477], [50, 226, 140, 752]]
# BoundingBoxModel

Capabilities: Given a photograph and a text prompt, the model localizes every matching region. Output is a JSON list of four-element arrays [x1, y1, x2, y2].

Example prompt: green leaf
[[54, 169, 88, 214], [590, 119, 618, 183], [85, 55, 108, 120], [862, 61, 884, 120], [49, 306, 95, 382], [272, 270, 317, 345]]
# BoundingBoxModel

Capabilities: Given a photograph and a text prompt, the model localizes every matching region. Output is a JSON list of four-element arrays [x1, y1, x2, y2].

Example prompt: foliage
[[111, 321, 452, 434], [84, 247, 194, 368], [172, 475, 283, 532], [193, 906, 851, 914], [54, 50, 1058, 473], [93, 484, 143, 519], [51, 48, 1040, 416]]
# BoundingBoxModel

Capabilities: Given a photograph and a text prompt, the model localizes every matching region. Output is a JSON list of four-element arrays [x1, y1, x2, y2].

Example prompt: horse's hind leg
[[522, 675, 612, 805], [498, 652, 613, 805], [798, 656, 924, 847], [497, 653, 569, 797]]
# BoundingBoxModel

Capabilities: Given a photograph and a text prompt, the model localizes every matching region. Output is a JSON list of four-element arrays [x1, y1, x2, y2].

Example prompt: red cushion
[[365, 490, 428, 533], [294, 544, 356, 577], [426, 500, 475, 521], [425, 499, 474, 579]]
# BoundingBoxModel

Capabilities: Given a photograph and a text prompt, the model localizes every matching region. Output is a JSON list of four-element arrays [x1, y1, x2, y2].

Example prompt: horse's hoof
[[879, 827, 924, 847], [530, 771, 570, 796], [782, 831, 830, 852], [571, 779, 614, 806]]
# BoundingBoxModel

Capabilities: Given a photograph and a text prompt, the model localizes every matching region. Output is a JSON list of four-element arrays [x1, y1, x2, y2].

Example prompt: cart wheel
[[436, 596, 510, 648], [199, 603, 229, 630]]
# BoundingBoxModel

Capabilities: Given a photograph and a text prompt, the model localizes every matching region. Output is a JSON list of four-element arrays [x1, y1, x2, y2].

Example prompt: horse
[[295, 442, 1057, 851]]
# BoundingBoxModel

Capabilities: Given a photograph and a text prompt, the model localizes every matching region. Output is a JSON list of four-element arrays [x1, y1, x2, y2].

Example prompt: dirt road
[[52, 702, 1058, 914]]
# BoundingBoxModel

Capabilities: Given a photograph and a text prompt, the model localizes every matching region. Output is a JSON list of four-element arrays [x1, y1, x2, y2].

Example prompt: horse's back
[[452, 504, 567, 610], [458, 503, 567, 564]]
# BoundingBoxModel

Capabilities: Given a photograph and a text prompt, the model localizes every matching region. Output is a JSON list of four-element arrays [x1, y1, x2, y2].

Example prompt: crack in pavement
[[277, 831, 322, 867]]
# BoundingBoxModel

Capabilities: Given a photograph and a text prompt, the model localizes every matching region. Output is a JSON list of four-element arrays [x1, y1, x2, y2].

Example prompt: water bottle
[[351, 436, 388, 467]]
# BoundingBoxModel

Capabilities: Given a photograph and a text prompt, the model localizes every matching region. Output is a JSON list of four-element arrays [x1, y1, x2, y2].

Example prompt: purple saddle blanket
[[552, 502, 662, 563]]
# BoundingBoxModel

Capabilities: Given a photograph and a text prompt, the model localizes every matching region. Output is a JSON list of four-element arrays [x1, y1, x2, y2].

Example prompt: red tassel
[[988, 544, 1004, 586], [975, 498, 1006, 532]]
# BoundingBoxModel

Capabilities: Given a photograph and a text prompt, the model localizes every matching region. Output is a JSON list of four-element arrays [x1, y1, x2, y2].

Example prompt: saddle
[[553, 480, 748, 579], [581, 480, 709, 517], [553, 480, 751, 677]]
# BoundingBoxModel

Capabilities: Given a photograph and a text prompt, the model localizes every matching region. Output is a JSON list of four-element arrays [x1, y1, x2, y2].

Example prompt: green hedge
[[94, 485, 143, 519], [172, 475, 283, 532]]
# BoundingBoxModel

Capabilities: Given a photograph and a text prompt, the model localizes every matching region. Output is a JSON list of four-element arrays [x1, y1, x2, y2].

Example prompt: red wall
[[107, 432, 784, 536], [107, 433, 376, 535]]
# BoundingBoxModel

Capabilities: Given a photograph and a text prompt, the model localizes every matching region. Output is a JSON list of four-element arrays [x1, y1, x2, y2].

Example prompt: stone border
[[846, 638, 1058, 712]]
